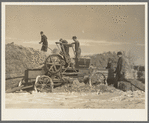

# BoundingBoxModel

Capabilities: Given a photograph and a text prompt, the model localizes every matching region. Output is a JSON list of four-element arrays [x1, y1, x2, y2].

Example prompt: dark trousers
[[41, 45, 47, 52], [114, 73, 124, 88]]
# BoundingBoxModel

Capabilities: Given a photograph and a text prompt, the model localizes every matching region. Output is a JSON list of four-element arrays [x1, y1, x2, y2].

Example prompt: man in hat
[[71, 36, 81, 60], [39, 31, 48, 52], [114, 51, 125, 88]]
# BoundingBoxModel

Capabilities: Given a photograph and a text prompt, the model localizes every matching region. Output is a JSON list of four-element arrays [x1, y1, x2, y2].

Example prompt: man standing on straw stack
[[39, 31, 48, 52]]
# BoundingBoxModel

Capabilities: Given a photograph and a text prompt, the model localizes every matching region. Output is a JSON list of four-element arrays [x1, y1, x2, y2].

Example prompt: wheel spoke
[[53, 65, 57, 71], [55, 63, 61, 66], [46, 63, 54, 65], [49, 65, 54, 71], [51, 67, 55, 72]]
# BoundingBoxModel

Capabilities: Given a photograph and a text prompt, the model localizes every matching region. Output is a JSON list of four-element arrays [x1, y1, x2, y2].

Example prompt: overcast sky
[[5, 4, 146, 65]]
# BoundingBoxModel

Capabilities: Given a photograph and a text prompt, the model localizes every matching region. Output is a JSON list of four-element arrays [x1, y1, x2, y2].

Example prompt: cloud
[[6, 37, 58, 45], [75, 39, 131, 46], [23, 40, 57, 45], [23, 41, 38, 44], [136, 43, 145, 46], [6, 37, 131, 47], [6, 37, 18, 40]]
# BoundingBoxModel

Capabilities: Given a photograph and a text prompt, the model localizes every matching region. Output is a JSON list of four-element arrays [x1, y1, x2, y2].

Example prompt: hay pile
[[85, 51, 118, 69], [5, 43, 48, 90], [6, 43, 47, 77]]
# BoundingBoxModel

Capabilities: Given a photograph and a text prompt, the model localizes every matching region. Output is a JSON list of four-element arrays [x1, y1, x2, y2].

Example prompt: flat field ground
[[5, 89, 145, 109]]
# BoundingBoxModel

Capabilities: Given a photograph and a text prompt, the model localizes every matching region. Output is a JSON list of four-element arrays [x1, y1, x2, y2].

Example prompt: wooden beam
[[6, 76, 24, 80]]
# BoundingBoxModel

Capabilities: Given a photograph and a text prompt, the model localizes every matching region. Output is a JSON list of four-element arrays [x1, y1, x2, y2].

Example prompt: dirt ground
[[5, 84, 145, 109]]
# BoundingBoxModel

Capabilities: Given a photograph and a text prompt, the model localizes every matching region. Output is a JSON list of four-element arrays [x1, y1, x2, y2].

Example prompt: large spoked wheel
[[45, 54, 63, 74], [34, 75, 53, 92], [91, 72, 106, 85]]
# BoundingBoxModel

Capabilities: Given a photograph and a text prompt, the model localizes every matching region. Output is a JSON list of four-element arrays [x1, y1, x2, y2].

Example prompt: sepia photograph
[[2, 2, 148, 121]]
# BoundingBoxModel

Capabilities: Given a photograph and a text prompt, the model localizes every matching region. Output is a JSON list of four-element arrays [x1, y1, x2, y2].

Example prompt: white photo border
[[1, 2, 148, 121]]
